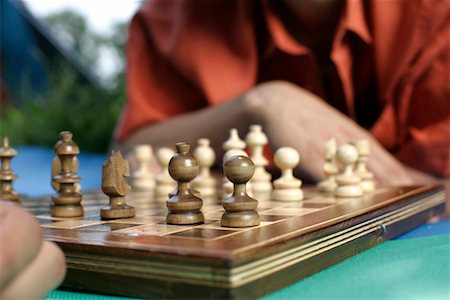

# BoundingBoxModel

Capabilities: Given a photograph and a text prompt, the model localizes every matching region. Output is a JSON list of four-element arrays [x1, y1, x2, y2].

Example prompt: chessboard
[[22, 184, 445, 299]]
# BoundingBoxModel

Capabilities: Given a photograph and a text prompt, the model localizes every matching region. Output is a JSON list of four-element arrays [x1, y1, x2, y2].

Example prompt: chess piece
[[155, 147, 177, 198], [166, 142, 204, 225], [352, 140, 375, 193], [132, 144, 156, 191], [223, 128, 246, 151], [101, 151, 135, 219], [335, 144, 363, 198], [192, 138, 216, 197], [222, 149, 250, 199], [0, 137, 20, 203], [246, 125, 272, 193], [221, 155, 260, 227], [272, 147, 303, 201], [318, 138, 338, 193], [51, 131, 84, 217], [52, 156, 81, 193]]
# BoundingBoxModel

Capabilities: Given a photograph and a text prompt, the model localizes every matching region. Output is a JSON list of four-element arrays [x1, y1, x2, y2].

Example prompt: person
[[115, 0, 449, 199], [0, 202, 66, 299]]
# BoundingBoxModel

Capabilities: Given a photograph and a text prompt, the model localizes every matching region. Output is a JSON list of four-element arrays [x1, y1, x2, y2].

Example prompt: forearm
[[115, 95, 254, 158]]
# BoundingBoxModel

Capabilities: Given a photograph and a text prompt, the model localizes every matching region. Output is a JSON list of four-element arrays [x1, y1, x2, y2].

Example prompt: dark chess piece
[[166, 142, 204, 225], [101, 151, 135, 219], [0, 137, 20, 203], [222, 155, 260, 228], [51, 131, 84, 217]]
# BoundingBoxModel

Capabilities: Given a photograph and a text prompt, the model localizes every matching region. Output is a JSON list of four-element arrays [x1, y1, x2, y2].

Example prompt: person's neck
[[273, 0, 345, 61]]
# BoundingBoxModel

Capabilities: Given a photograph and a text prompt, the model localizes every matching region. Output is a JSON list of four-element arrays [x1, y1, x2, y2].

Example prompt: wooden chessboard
[[22, 184, 445, 299]]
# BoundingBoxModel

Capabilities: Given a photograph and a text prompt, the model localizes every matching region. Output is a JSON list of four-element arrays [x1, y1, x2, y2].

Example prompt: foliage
[[0, 9, 128, 153], [0, 65, 125, 153]]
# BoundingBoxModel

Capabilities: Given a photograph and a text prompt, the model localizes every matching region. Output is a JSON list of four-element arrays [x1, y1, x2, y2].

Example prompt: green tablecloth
[[47, 233, 450, 300]]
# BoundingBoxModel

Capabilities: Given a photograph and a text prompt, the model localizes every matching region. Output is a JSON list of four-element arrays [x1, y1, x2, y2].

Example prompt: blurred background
[[0, 0, 142, 152]]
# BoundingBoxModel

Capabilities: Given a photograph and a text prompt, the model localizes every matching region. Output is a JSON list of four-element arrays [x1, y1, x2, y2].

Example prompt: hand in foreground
[[0, 202, 66, 300]]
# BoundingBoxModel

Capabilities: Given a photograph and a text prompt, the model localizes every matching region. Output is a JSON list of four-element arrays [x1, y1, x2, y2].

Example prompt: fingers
[[0, 241, 66, 300], [0, 202, 42, 289]]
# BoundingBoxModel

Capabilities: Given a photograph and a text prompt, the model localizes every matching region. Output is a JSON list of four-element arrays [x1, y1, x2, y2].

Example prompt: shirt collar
[[262, 0, 372, 56]]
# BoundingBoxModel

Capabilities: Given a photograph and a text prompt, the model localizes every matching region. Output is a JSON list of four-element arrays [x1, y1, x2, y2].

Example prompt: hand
[[0, 202, 66, 300], [243, 81, 437, 186]]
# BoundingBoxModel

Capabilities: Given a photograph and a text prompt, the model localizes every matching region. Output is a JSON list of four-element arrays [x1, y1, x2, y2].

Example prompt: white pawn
[[223, 128, 246, 151], [318, 139, 338, 193], [272, 147, 303, 201], [222, 149, 251, 199], [245, 124, 272, 193], [132, 145, 156, 191], [335, 144, 363, 198], [192, 138, 216, 197], [155, 147, 177, 198], [351, 139, 375, 193]]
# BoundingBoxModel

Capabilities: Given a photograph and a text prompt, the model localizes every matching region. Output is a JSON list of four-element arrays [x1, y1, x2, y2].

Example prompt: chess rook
[[351, 140, 375, 193], [318, 138, 338, 193], [101, 151, 135, 219], [166, 142, 204, 225], [51, 131, 84, 217], [192, 138, 216, 198], [0, 137, 20, 203], [132, 144, 156, 191], [222, 155, 260, 228], [246, 125, 272, 193], [272, 147, 303, 201], [334, 144, 363, 198]]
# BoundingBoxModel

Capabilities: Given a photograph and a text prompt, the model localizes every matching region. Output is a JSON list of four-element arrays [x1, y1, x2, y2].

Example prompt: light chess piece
[[166, 142, 204, 225], [101, 151, 135, 219], [246, 124, 272, 193], [192, 138, 216, 197], [335, 144, 363, 198], [155, 147, 177, 198], [223, 128, 246, 151], [132, 144, 156, 191], [352, 139, 375, 193], [272, 147, 303, 201], [51, 131, 84, 217], [318, 138, 338, 193], [221, 155, 260, 228], [0, 137, 20, 203]]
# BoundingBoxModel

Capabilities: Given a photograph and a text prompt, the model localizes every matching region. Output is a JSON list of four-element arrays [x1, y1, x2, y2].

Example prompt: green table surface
[[47, 232, 450, 300]]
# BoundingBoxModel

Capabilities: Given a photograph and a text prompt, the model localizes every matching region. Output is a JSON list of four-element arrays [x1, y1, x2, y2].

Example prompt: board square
[[169, 228, 234, 239], [77, 223, 141, 232]]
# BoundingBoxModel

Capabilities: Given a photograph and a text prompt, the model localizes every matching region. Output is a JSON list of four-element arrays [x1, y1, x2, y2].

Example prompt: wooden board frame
[[22, 184, 446, 299]]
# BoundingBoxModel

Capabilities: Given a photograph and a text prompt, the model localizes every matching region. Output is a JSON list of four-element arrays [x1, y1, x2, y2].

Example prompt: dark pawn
[[222, 155, 260, 228], [0, 137, 20, 203], [51, 131, 84, 217], [101, 151, 135, 220], [166, 142, 204, 225]]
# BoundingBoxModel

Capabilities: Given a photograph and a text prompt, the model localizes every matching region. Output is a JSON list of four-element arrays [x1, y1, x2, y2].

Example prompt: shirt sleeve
[[115, 0, 258, 140], [115, 6, 206, 140], [395, 19, 450, 177]]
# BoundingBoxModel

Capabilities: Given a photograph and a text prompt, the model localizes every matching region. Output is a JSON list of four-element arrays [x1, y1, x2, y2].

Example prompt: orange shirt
[[117, 0, 450, 177]]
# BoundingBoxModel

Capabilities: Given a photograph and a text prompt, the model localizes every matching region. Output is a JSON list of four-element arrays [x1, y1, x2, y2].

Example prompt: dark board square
[[170, 228, 233, 239], [301, 203, 332, 209], [77, 223, 140, 232], [36, 218, 59, 225], [260, 215, 292, 222]]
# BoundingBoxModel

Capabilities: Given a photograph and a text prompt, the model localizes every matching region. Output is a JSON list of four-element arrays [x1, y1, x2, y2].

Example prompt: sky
[[22, 0, 142, 79], [24, 0, 142, 33]]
